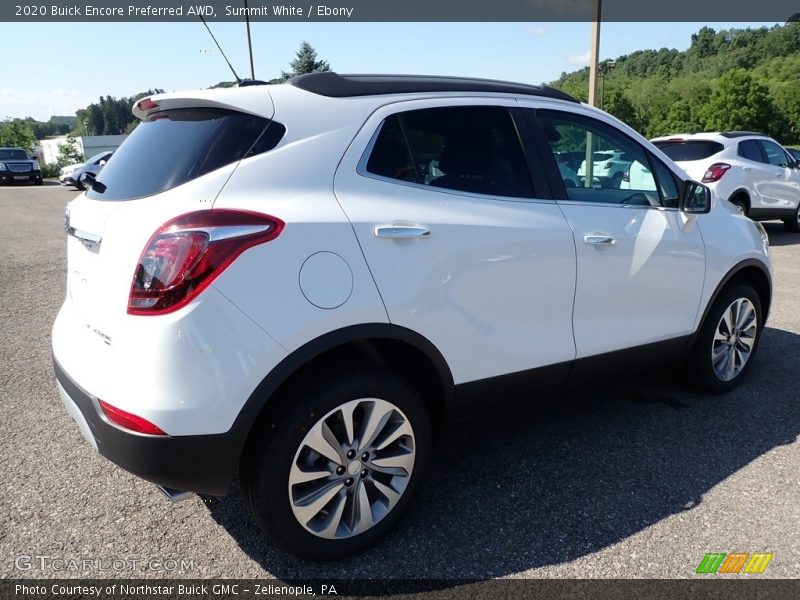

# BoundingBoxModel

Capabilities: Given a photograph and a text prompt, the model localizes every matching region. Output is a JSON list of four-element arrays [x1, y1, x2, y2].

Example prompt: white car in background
[[651, 132, 800, 232], [59, 151, 113, 190], [577, 149, 632, 188]]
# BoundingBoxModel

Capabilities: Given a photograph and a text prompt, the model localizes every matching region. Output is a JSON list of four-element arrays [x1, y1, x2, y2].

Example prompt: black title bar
[[3, 0, 800, 22]]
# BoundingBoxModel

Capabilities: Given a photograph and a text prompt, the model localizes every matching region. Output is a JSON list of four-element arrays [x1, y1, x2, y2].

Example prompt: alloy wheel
[[711, 297, 758, 382], [288, 398, 415, 539]]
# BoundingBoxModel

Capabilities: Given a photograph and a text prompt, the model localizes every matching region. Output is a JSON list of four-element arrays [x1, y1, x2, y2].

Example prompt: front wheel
[[243, 369, 431, 560], [690, 282, 762, 394], [783, 205, 800, 233]]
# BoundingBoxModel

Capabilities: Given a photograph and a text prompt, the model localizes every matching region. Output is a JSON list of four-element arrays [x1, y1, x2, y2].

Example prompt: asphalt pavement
[[1, 183, 798, 581]]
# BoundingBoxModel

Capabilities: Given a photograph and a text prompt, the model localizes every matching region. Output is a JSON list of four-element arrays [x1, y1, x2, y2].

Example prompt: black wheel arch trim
[[693, 258, 772, 343], [230, 322, 456, 460]]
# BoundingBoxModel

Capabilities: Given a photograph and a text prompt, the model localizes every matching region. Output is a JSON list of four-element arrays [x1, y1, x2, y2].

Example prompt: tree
[[0, 119, 36, 151], [56, 134, 83, 167], [280, 41, 331, 81], [700, 69, 775, 133]]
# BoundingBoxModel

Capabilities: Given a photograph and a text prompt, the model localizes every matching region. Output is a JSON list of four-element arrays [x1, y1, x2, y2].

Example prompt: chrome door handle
[[375, 225, 431, 239], [584, 235, 616, 246]]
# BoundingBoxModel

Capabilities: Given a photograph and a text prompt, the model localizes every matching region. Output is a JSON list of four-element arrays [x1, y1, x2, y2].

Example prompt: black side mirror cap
[[680, 180, 711, 214], [80, 173, 106, 193]]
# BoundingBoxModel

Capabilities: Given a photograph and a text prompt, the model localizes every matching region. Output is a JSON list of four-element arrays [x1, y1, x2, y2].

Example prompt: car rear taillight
[[702, 163, 731, 183], [128, 209, 284, 315], [98, 400, 167, 435]]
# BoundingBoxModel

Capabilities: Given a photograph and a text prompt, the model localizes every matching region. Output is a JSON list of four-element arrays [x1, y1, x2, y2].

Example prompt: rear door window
[[654, 140, 724, 161], [87, 108, 285, 201], [738, 140, 764, 163], [365, 106, 535, 198]]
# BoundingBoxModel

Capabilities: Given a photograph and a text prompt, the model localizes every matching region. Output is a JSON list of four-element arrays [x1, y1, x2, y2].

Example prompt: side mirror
[[680, 180, 711, 214], [79, 172, 106, 193]]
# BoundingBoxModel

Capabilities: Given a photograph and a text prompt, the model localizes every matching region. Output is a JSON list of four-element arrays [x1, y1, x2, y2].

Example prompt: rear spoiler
[[132, 87, 275, 121]]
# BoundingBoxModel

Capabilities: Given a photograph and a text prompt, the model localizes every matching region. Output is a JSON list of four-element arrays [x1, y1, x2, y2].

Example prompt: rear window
[[87, 108, 285, 201], [654, 140, 724, 162]]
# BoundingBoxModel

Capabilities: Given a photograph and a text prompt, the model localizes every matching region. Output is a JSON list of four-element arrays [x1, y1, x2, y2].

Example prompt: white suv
[[53, 73, 772, 560], [651, 132, 800, 232]]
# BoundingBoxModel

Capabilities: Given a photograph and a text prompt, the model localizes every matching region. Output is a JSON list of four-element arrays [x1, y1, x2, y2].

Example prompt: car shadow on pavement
[[204, 326, 800, 584], [763, 221, 800, 246]]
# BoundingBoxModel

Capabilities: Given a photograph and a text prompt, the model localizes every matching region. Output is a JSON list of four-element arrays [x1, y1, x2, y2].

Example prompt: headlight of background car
[[32, 162, 40, 170], [0, 163, 6, 171]]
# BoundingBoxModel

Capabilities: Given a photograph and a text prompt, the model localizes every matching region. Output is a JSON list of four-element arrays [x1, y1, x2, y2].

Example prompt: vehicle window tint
[[738, 140, 764, 163], [537, 110, 664, 207], [365, 115, 416, 182], [654, 140, 724, 161], [366, 106, 534, 198], [759, 140, 790, 167], [650, 157, 680, 209], [87, 108, 284, 201]]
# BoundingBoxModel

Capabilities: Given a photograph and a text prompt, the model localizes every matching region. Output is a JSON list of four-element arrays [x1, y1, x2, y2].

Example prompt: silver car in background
[[59, 151, 113, 189]]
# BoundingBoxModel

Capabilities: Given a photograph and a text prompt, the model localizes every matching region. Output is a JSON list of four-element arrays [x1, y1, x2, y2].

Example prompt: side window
[[738, 140, 764, 163], [759, 140, 790, 167], [365, 115, 416, 182], [366, 106, 534, 198], [536, 110, 664, 207], [650, 158, 680, 209]]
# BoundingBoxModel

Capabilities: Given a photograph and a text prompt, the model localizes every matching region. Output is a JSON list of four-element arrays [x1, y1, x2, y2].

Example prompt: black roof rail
[[719, 131, 768, 139], [289, 72, 579, 103], [238, 79, 270, 87]]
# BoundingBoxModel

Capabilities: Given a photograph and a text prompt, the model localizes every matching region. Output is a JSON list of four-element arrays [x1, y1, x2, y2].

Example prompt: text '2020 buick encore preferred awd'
[[53, 72, 772, 560]]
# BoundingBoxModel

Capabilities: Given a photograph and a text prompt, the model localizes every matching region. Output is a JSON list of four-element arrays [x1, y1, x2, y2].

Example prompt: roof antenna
[[244, 0, 256, 79], [199, 13, 242, 85]]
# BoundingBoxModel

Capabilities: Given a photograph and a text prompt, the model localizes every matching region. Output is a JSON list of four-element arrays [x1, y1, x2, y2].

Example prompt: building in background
[[36, 134, 127, 165]]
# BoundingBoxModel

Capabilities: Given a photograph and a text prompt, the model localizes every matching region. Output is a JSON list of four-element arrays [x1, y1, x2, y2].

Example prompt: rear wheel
[[243, 368, 431, 560], [783, 205, 800, 233], [690, 282, 762, 394], [729, 194, 748, 216]]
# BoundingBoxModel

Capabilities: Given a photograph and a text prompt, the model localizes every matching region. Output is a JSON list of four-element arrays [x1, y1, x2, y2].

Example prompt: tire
[[689, 282, 762, 394], [34, 178, 43, 186], [783, 205, 800, 233], [243, 368, 431, 560], [729, 195, 748, 216], [612, 172, 623, 188]]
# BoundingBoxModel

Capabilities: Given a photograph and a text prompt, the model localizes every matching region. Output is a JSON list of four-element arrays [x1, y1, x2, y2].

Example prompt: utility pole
[[584, 0, 602, 187], [588, 0, 602, 107]]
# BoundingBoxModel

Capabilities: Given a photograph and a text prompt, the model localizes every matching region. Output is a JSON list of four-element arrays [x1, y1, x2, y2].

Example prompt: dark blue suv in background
[[0, 147, 42, 185]]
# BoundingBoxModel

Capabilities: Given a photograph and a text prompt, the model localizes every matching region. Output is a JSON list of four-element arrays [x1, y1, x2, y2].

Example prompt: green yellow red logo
[[696, 552, 773, 574]]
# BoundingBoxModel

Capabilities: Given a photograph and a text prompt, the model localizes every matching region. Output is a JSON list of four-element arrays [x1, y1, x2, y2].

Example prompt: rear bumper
[[54, 358, 239, 496]]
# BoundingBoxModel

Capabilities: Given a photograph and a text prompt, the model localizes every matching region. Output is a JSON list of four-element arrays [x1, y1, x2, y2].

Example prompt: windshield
[[0, 149, 30, 160], [85, 151, 110, 164], [654, 140, 724, 162], [87, 108, 284, 201]]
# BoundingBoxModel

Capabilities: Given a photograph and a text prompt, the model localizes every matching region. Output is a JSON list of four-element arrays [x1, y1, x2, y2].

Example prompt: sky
[[0, 21, 782, 122]]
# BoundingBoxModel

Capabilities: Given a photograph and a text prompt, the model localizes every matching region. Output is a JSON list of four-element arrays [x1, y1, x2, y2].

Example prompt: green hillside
[[550, 24, 800, 145]]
